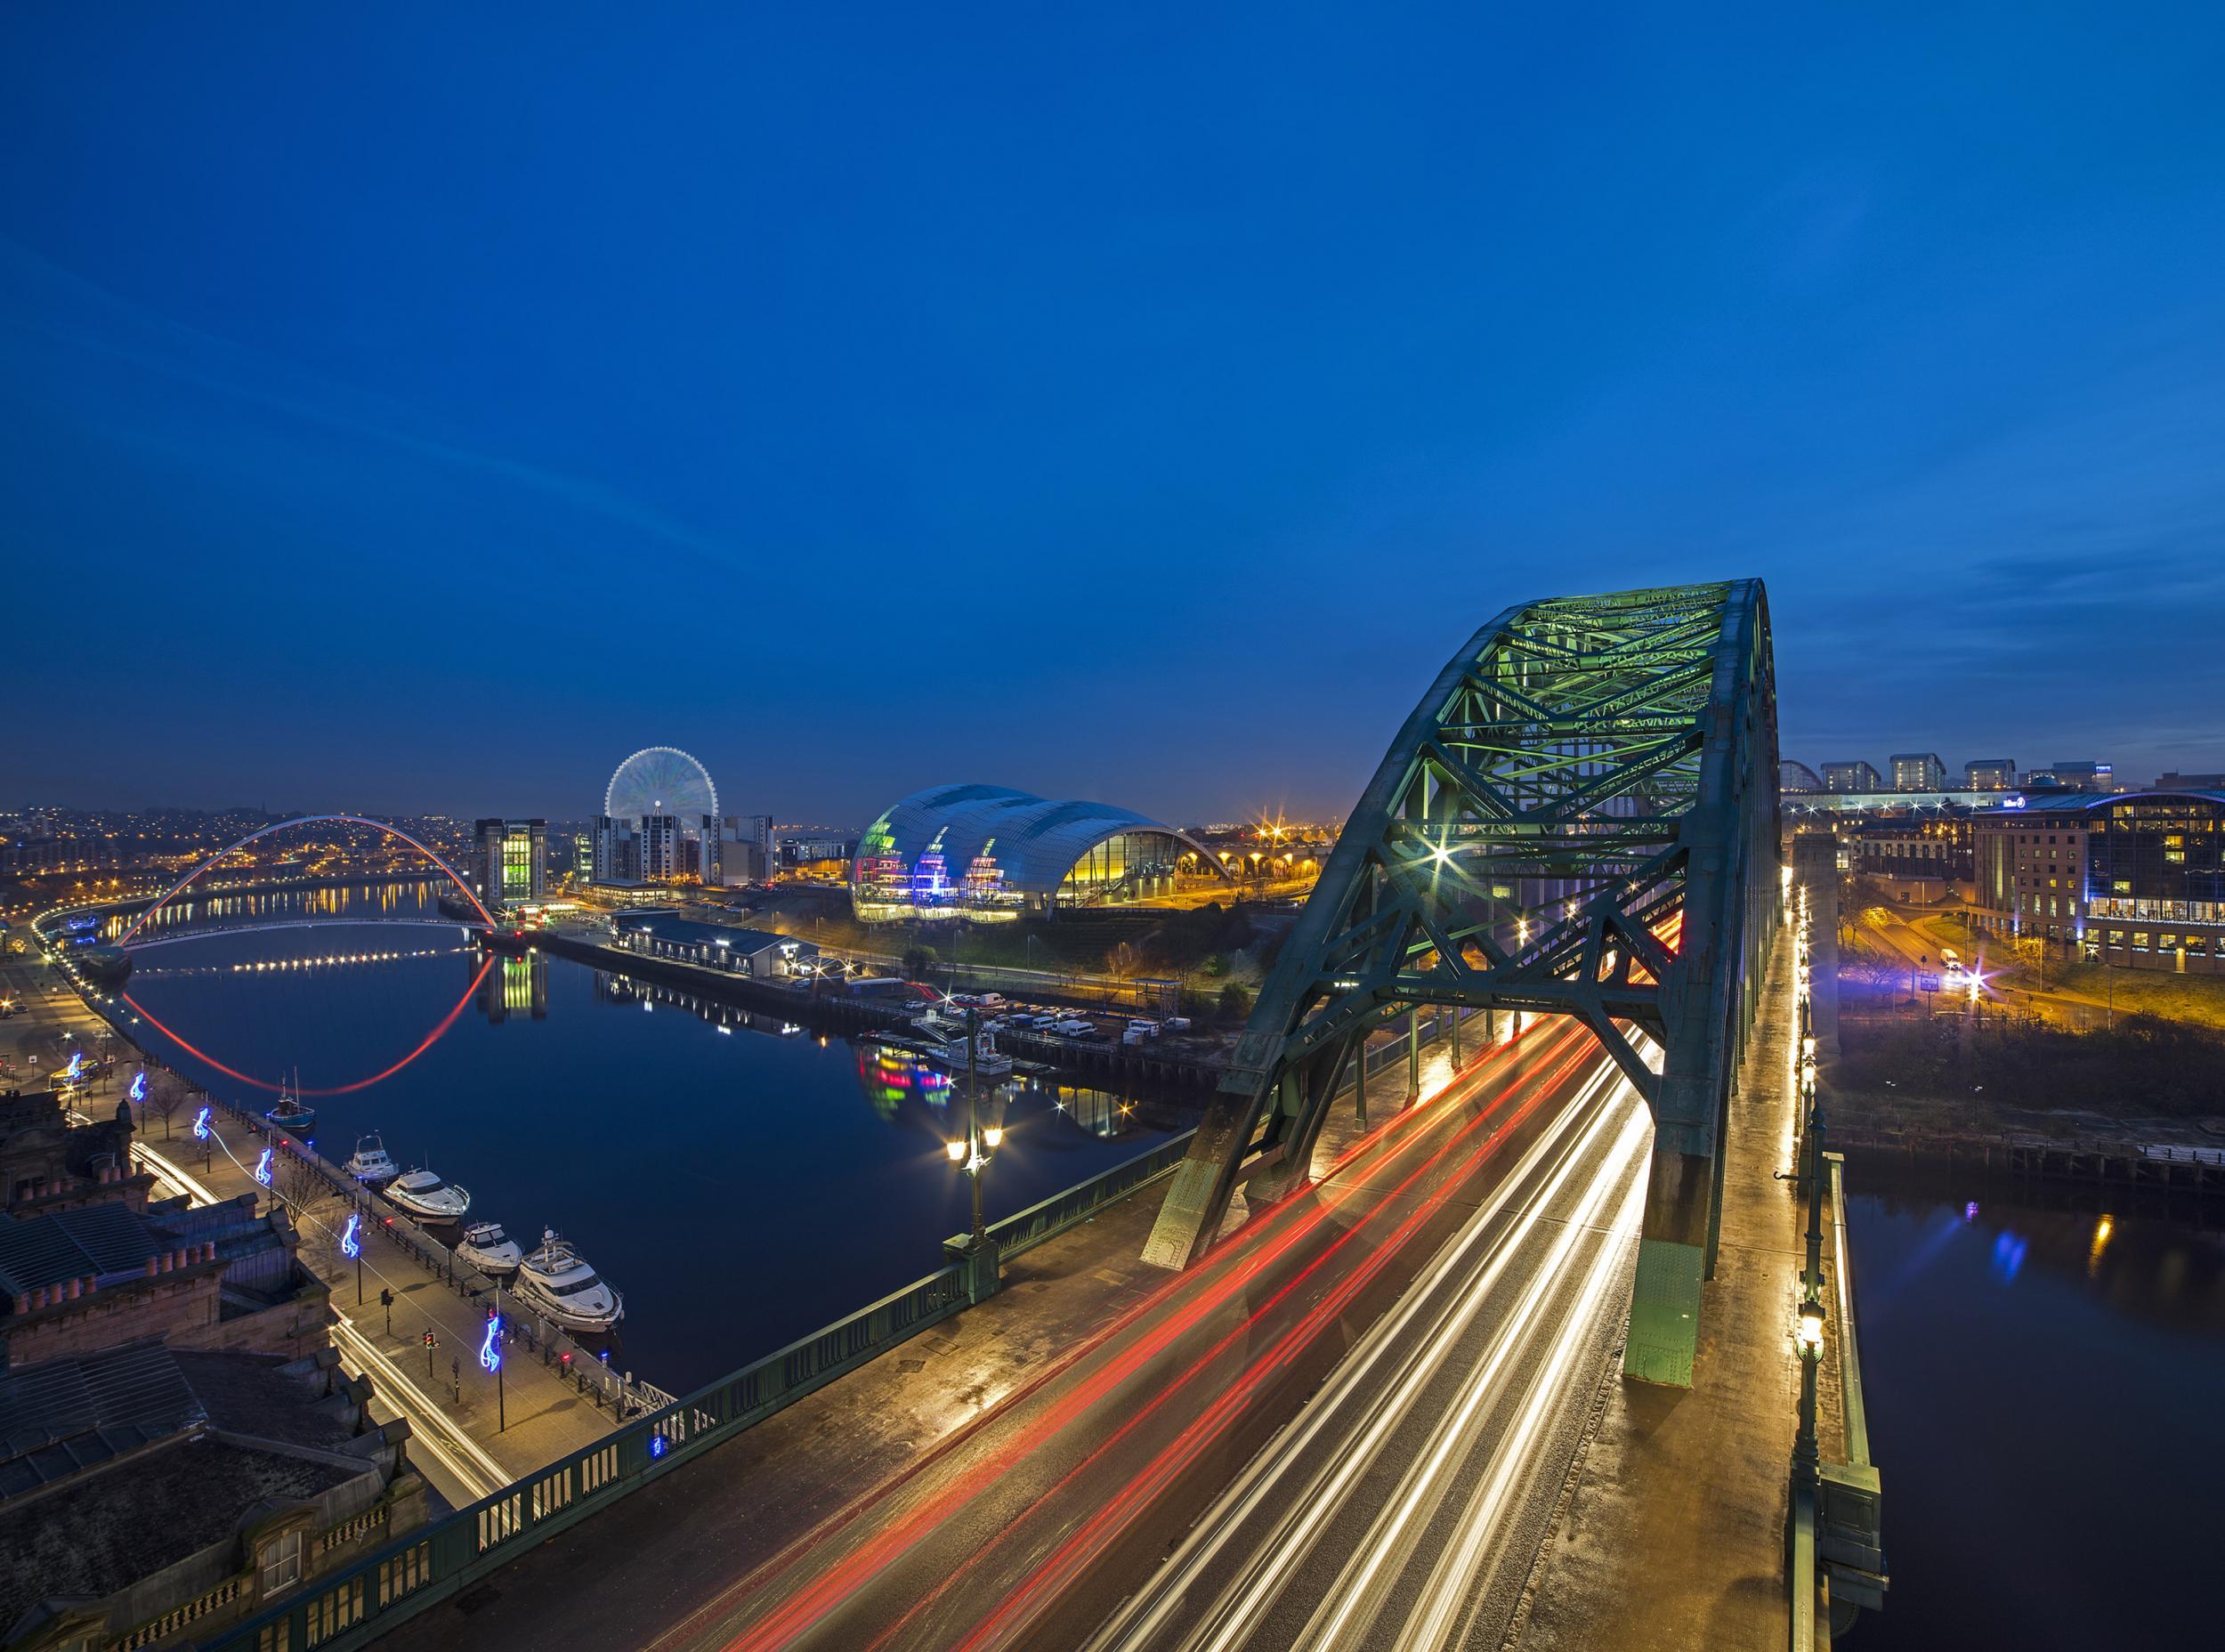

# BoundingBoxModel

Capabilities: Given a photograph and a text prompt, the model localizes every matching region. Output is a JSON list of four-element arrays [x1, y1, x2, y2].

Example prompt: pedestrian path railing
[[985, 1129, 1196, 1260], [190, 1113, 1196, 1652]]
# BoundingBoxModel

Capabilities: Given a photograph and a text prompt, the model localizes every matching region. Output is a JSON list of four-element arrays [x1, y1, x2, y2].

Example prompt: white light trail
[[1086, 1047, 1650, 1652]]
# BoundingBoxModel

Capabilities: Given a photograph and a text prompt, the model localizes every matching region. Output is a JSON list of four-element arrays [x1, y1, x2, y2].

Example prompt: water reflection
[[480, 950, 548, 1023], [110, 879, 445, 940], [1851, 1186, 2225, 1650], [1858, 1178, 2225, 1331]]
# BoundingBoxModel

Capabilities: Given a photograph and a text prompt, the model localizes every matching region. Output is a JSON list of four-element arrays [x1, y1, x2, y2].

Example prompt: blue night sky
[[4, 4, 2222, 824]]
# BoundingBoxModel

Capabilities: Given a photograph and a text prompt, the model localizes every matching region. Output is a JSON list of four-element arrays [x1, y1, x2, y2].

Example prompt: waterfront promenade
[[1, 944, 621, 1510], [131, 1122, 624, 1509]]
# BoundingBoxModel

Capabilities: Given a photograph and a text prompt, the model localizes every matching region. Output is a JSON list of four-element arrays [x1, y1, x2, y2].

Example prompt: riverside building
[[1971, 790, 2225, 975]]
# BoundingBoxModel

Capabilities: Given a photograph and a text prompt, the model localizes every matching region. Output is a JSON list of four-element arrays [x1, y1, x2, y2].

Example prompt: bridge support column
[[1406, 1007, 1420, 1104], [1625, 1122, 1716, 1387], [1626, 1055, 1722, 1389]]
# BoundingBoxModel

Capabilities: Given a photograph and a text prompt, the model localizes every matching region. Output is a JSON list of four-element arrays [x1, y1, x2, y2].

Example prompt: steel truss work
[[1143, 580, 1779, 1386]]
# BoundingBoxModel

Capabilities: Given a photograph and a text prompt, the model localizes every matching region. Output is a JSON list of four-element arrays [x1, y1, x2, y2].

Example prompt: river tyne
[[111, 885, 1181, 1395]]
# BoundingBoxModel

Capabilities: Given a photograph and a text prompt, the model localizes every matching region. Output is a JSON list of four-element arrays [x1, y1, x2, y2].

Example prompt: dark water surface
[[1848, 1178, 2225, 1650], [119, 889, 1176, 1393]]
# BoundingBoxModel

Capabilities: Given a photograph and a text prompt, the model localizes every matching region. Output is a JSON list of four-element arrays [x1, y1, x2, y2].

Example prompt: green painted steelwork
[[1143, 580, 1780, 1389]]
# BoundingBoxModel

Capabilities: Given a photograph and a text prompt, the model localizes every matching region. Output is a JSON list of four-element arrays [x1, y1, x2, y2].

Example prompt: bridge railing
[[984, 1129, 1197, 1260], [195, 1125, 1193, 1652]]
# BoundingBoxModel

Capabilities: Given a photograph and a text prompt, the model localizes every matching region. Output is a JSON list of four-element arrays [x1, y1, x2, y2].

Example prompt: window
[[260, 1530, 303, 1595], [2133, 931, 2151, 951], [304, 1578, 364, 1647]]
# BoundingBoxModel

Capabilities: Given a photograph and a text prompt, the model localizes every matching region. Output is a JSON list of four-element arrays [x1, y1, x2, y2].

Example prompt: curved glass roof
[[854, 783, 1220, 902]]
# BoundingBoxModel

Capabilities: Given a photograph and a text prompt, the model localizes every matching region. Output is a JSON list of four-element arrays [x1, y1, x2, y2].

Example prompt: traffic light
[[380, 1289, 393, 1308], [423, 1330, 437, 1349]]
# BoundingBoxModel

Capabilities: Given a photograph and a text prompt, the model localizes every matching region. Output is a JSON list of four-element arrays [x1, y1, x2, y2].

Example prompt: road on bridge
[[383, 1016, 1647, 1652]]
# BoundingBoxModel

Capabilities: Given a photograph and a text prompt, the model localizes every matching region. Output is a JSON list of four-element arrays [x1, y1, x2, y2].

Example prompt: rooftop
[[0, 1344, 374, 1636]]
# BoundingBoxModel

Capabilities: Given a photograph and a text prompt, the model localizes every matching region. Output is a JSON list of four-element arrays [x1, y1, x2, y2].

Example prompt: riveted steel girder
[[1144, 581, 1780, 1382]]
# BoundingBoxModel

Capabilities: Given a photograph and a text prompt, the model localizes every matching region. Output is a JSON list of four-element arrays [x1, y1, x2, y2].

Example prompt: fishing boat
[[456, 1220, 523, 1275], [385, 1167, 472, 1222], [263, 1074, 317, 1138], [513, 1229, 624, 1332], [344, 1133, 400, 1184]]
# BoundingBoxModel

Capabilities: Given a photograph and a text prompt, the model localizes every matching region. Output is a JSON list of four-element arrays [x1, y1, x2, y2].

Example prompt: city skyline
[[5, 7, 2222, 820]]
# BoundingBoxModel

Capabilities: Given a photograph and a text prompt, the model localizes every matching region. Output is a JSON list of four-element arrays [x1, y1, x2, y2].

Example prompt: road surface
[[383, 1013, 1650, 1652]]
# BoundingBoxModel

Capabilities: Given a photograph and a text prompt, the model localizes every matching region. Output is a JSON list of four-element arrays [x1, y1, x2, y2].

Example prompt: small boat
[[456, 1220, 523, 1275], [344, 1133, 400, 1183], [514, 1229, 624, 1332], [913, 1010, 1016, 1077], [264, 1078, 317, 1139], [386, 1167, 472, 1222]]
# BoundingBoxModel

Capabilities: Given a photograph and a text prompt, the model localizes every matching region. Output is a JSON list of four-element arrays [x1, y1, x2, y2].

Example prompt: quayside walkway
[[132, 1122, 626, 1508]]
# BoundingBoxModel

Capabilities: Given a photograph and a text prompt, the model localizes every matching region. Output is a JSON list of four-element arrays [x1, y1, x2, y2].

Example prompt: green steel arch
[[1143, 579, 1780, 1386]]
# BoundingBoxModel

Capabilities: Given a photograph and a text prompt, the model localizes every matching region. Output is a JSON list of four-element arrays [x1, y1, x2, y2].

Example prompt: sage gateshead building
[[851, 783, 1233, 923]]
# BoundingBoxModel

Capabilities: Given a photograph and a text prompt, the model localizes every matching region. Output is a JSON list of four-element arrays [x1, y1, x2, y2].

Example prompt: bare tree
[[142, 1069, 191, 1141]]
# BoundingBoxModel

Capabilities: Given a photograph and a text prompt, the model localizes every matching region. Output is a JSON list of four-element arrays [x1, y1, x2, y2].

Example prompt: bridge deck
[[1507, 887, 1813, 1652]]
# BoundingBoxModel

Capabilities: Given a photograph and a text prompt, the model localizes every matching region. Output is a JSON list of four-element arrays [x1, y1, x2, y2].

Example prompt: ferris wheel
[[604, 747, 718, 823]]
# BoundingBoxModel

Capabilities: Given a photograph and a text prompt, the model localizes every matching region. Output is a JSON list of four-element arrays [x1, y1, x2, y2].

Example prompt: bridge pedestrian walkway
[[131, 1124, 620, 1507], [1508, 900, 1810, 1652]]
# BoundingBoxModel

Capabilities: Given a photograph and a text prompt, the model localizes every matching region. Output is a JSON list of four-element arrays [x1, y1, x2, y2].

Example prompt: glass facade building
[[850, 784, 1230, 923], [472, 818, 546, 909], [1972, 790, 2225, 974]]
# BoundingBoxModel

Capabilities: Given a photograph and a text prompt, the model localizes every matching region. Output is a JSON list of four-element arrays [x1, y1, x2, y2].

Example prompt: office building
[[2025, 760, 2114, 791], [1889, 753, 1946, 792], [1971, 788, 2225, 974], [718, 814, 775, 886], [1963, 758, 2016, 791], [1821, 761, 1883, 794], [592, 815, 638, 885], [472, 819, 546, 909]]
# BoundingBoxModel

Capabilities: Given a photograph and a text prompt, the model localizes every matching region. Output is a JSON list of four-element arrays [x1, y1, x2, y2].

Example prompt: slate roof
[[0, 1204, 160, 1297]]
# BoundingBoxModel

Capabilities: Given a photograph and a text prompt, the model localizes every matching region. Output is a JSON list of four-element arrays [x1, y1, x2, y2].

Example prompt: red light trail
[[721, 1019, 1599, 1652]]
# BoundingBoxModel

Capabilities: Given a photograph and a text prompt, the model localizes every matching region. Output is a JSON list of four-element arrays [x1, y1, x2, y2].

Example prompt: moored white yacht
[[385, 1167, 472, 1221], [514, 1229, 624, 1332], [913, 1010, 1015, 1078], [344, 1133, 400, 1183], [456, 1220, 523, 1274]]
